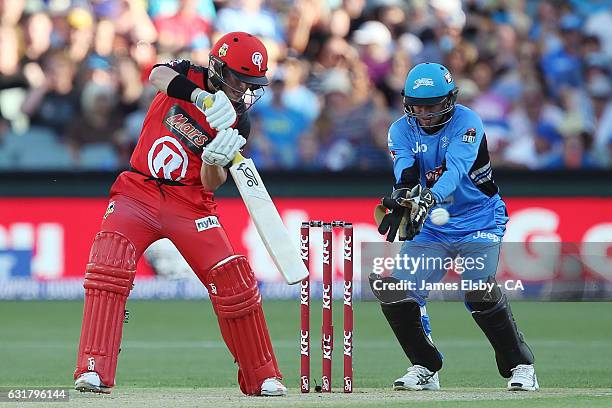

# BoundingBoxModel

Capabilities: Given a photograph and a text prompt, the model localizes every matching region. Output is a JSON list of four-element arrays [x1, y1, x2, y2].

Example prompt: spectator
[[22, 11, 53, 62], [155, 0, 211, 53], [21, 50, 80, 137], [65, 81, 123, 156], [544, 132, 598, 170], [531, 122, 564, 169], [251, 73, 310, 169], [540, 13, 583, 99], [316, 68, 380, 170], [357, 109, 393, 170], [214, 0, 284, 43], [279, 57, 320, 123], [66, 7, 95, 64], [0, 0, 609, 172], [352, 20, 393, 87], [470, 59, 512, 161], [0, 24, 26, 90], [379, 49, 412, 114], [297, 130, 323, 170], [586, 75, 612, 167]]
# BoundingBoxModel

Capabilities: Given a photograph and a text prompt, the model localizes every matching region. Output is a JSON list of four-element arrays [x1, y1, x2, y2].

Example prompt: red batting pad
[[207, 255, 281, 395], [74, 232, 136, 388]]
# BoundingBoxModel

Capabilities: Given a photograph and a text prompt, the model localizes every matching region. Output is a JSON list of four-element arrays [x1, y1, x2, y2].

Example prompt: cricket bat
[[202, 93, 309, 284], [229, 153, 309, 284]]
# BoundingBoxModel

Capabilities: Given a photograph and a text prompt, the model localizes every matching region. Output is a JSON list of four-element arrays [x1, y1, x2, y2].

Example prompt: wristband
[[166, 74, 200, 102]]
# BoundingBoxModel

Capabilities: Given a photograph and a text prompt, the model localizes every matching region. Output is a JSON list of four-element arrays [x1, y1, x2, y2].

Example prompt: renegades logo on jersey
[[147, 137, 189, 181], [425, 161, 446, 188], [164, 105, 212, 154]]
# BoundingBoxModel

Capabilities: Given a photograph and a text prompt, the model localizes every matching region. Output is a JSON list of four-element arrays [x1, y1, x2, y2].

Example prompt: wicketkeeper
[[374, 62, 538, 391]]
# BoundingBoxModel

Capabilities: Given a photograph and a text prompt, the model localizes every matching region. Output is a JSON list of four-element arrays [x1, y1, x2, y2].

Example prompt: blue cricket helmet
[[402, 62, 459, 128]]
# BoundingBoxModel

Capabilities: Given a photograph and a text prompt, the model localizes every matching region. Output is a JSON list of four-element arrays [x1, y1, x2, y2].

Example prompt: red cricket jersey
[[129, 59, 250, 187]]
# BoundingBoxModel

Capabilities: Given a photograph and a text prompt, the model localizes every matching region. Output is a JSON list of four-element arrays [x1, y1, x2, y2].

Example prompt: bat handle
[[203, 94, 214, 109], [232, 152, 245, 165], [202, 91, 242, 165]]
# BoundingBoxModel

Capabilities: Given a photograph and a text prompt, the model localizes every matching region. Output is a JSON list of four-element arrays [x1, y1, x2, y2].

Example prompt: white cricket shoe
[[508, 364, 539, 391], [393, 365, 440, 391], [260, 377, 287, 396], [75, 371, 111, 394]]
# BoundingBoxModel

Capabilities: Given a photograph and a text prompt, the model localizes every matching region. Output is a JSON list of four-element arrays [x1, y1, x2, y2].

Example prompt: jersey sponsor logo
[[389, 150, 397, 161], [462, 128, 477, 144], [103, 201, 115, 220], [252, 52, 263, 71], [195, 215, 220, 232], [164, 105, 212, 154], [413, 78, 434, 89], [411, 142, 428, 153], [425, 163, 446, 188], [147, 136, 189, 181], [472, 230, 500, 242], [218, 43, 229, 57]]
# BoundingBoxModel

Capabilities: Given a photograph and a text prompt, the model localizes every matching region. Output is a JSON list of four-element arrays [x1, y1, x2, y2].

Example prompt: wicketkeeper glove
[[406, 185, 436, 240], [374, 185, 436, 242], [374, 187, 416, 242]]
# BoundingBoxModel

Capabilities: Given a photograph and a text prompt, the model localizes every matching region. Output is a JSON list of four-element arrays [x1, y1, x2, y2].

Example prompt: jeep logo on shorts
[[195, 216, 220, 232]]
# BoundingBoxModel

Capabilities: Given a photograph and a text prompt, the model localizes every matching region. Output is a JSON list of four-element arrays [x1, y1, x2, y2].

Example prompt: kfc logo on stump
[[147, 137, 188, 181]]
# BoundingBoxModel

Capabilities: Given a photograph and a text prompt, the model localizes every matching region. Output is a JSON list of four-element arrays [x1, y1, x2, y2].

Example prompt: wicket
[[300, 220, 353, 393]]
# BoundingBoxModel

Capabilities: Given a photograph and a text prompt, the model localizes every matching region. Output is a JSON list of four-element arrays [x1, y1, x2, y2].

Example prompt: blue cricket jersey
[[388, 104, 508, 236]]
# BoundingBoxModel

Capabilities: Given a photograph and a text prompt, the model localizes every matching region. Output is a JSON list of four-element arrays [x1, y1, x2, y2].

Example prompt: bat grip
[[203, 94, 214, 109], [232, 152, 244, 165]]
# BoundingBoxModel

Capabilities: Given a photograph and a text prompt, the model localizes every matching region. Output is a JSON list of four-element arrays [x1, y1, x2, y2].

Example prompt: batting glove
[[193, 90, 236, 131], [201, 128, 245, 167]]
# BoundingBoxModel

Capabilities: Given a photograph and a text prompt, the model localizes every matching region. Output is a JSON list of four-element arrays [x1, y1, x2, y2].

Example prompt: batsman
[[73, 32, 287, 396], [374, 63, 538, 391]]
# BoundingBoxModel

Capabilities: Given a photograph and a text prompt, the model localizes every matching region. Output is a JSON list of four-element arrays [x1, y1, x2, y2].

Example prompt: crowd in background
[[0, 0, 610, 172]]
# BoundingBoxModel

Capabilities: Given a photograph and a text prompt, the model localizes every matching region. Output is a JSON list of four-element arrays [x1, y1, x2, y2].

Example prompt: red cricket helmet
[[208, 32, 269, 112], [210, 31, 269, 86]]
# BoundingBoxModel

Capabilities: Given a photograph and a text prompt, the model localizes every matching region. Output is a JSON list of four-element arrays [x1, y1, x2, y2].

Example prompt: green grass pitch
[[1, 300, 611, 407]]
